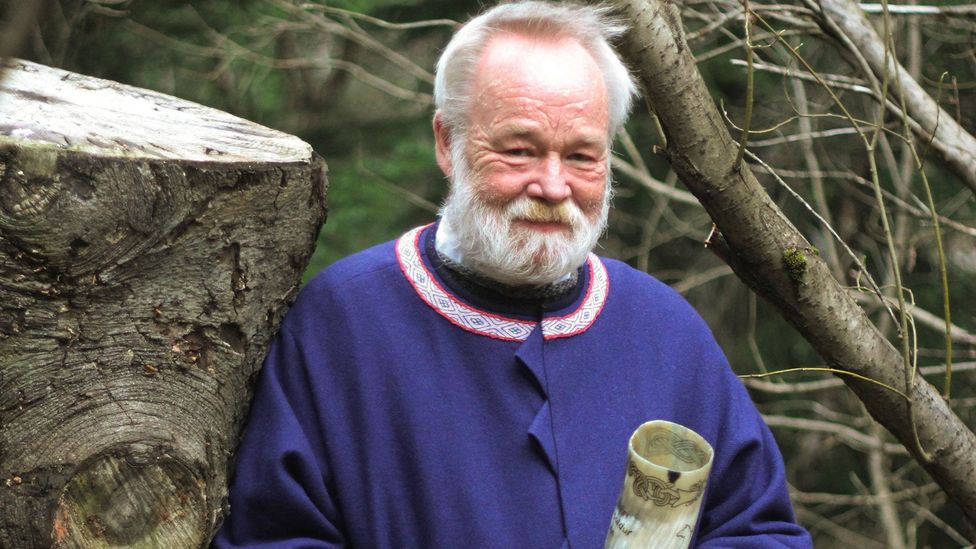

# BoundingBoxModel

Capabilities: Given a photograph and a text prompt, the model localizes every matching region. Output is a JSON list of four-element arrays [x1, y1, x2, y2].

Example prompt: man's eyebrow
[[492, 126, 607, 147], [572, 133, 608, 147], [494, 124, 539, 139]]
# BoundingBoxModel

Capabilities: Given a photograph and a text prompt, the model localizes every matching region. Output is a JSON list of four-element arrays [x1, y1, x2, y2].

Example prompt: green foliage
[[306, 119, 444, 281]]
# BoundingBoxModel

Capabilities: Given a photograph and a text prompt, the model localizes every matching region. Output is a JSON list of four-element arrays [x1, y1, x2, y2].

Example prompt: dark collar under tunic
[[212, 223, 811, 549]]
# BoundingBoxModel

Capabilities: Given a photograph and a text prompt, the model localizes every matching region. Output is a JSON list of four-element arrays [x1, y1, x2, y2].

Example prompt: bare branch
[[298, 3, 460, 30], [795, 508, 889, 549], [859, 3, 976, 16], [671, 264, 734, 293], [747, 151, 896, 324], [272, 0, 435, 85], [611, 157, 701, 205], [751, 162, 976, 238], [743, 362, 976, 394], [729, 59, 873, 95], [762, 415, 908, 454], [123, 19, 433, 105], [853, 292, 976, 346], [812, 0, 976, 195], [611, 0, 976, 520], [790, 482, 940, 505]]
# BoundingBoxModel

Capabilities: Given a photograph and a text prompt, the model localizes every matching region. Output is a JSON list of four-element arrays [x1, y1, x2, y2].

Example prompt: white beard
[[439, 140, 610, 286]]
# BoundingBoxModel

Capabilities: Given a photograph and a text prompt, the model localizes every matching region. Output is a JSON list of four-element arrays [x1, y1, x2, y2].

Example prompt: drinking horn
[[605, 420, 714, 549]]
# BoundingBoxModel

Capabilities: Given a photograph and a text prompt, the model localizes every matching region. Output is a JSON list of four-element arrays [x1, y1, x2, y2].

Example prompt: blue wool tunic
[[212, 224, 812, 548]]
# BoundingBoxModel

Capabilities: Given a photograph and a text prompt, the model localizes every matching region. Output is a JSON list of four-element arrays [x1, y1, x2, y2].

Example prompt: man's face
[[436, 33, 612, 285]]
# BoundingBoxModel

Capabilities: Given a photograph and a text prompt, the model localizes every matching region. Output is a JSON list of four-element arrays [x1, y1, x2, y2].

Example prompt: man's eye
[[568, 153, 595, 162], [504, 148, 531, 157]]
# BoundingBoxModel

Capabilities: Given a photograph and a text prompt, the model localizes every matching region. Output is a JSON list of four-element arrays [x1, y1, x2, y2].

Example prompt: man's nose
[[526, 154, 571, 203]]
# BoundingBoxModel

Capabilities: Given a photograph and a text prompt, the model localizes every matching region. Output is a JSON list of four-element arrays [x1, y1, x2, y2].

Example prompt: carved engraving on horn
[[605, 420, 714, 549]]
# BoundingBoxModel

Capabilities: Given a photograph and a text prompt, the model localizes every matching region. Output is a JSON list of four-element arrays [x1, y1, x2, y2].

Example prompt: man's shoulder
[[307, 237, 401, 290], [288, 236, 405, 317], [596, 255, 712, 328], [282, 235, 407, 332], [597, 255, 685, 303]]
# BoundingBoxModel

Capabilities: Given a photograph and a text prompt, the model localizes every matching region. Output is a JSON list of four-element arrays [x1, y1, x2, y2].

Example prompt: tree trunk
[[609, 0, 976, 523], [0, 59, 327, 547]]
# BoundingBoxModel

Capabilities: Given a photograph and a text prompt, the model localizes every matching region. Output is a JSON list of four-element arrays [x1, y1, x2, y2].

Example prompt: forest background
[[3, 0, 975, 547]]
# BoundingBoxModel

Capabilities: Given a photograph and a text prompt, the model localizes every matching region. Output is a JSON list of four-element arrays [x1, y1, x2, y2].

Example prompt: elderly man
[[213, 2, 812, 548]]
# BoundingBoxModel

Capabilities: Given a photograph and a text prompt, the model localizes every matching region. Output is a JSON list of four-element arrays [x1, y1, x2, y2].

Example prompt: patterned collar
[[396, 225, 609, 342]]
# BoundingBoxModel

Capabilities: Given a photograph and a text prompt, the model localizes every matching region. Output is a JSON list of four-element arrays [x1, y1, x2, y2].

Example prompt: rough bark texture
[[0, 59, 327, 547], [811, 0, 976, 196], [609, 0, 976, 523]]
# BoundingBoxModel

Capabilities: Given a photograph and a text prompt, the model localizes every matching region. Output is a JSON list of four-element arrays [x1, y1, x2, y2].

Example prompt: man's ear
[[433, 112, 453, 178]]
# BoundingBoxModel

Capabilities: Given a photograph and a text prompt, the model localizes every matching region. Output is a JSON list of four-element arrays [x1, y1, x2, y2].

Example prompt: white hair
[[440, 132, 612, 285], [434, 1, 638, 138]]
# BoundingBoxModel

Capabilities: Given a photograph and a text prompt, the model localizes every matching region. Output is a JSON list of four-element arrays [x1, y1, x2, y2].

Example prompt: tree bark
[[0, 59, 327, 547], [609, 0, 976, 523]]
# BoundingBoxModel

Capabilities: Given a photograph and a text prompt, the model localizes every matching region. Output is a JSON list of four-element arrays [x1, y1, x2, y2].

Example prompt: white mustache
[[504, 198, 584, 231]]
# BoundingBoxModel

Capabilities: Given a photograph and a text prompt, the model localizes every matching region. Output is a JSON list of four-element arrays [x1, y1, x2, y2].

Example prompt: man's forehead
[[476, 32, 593, 74], [472, 32, 609, 107]]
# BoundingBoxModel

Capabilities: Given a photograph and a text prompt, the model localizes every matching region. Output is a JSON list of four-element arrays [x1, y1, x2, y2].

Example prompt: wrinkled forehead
[[472, 33, 609, 113]]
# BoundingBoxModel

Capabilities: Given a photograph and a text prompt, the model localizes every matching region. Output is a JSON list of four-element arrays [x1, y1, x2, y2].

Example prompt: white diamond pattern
[[541, 256, 608, 340], [396, 225, 607, 342]]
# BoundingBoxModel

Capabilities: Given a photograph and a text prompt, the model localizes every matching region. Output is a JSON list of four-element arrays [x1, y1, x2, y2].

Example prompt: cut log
[[0, 58, 327, 548]]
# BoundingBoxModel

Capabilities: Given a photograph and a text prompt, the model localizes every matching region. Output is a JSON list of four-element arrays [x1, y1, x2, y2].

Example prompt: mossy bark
[[0, 59, 327, 547]]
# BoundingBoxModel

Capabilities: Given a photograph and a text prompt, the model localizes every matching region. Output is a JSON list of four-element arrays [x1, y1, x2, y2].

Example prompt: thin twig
[[762, 414, 909, 454], [729, 59, 873, 94], [746, 151, 896, 325], [764, 165, 976, 237], [859, 3, 976, 15], [853, 293, 976, 346], [790, 482, 940, 505], [611, 157, 700, 205], [298, 3, 460, 30], [733, 1, 753, 170], [743, 362, 976, 394], [742, 367, 909, 399], [274, 0, 435, 84], [751, 5, 931, 462], [788, 79, 843, 277], [671, 264, 733, 293], [794, 507, 889, 549], [747, 126, 859, 147], [902, 501, 975, 546]]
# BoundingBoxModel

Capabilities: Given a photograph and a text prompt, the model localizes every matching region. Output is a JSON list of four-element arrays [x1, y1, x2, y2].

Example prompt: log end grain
[[0, 59, 312, 164]]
